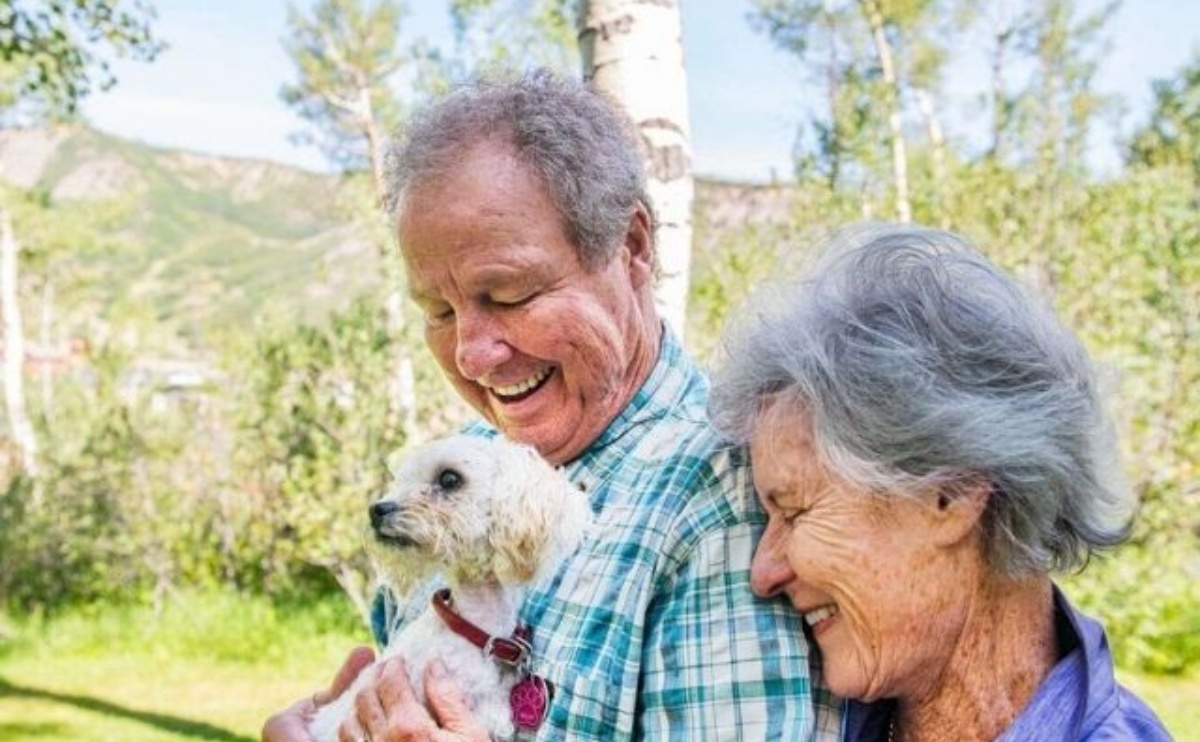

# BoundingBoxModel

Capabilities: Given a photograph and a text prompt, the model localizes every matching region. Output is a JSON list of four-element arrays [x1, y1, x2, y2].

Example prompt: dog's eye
[[437, 468, 463, 491]]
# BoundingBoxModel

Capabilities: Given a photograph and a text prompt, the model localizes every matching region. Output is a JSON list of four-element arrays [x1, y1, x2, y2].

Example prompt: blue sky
[[80, 0, 1199, 183]]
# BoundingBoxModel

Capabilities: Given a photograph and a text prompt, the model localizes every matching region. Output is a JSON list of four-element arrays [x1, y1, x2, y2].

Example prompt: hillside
[[0, 126, 801, 354], [0, 126, 383, 351]]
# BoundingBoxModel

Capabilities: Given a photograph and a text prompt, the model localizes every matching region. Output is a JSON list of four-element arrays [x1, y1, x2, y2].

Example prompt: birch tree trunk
[[280, 0, 417, 442], [0, 207, 39, 476], [914, 87, 949, 228], [580, 0, 694, 341], [860, 0, 912, 223], [989, 4, 1016, 161]]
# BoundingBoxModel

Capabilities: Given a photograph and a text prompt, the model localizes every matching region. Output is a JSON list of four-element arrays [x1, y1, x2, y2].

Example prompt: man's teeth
[[803, 604, 838, 627], [491, 368, 551, 397]]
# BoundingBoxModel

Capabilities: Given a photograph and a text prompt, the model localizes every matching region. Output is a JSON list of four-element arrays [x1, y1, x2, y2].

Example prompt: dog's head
[[367, 434, 589, 591]]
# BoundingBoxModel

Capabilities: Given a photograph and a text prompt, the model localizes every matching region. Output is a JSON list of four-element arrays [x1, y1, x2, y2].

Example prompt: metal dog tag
[[510, 673, 551, 731]]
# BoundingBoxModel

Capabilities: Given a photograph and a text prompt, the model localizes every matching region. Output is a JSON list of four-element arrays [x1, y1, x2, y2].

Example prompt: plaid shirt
[[372, 330, 842, 741]]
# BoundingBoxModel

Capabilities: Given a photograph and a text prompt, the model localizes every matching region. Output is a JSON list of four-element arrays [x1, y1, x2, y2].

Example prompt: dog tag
[[510, 673, 551, 731]]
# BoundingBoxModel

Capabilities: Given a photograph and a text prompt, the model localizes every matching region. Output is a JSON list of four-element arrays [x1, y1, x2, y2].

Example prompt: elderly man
[[262, 69, 839, 742]]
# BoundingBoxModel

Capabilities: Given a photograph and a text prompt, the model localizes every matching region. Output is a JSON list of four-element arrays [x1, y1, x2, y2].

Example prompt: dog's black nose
[[369, 501, 399, 529]]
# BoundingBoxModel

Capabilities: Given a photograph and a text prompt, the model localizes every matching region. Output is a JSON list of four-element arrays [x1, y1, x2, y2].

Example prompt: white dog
[[308, 434, 590, 742]]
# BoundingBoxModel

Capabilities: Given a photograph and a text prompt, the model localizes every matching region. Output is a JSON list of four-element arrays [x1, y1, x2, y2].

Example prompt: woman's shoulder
[[1083, 688, 1174, 741]]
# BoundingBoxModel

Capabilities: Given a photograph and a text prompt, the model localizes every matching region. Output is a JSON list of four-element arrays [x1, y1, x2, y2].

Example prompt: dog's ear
[[488, 446, 559, 586]]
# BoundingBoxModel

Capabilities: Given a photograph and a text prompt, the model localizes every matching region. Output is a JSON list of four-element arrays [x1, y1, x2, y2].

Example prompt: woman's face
[[398, 141, 660, 466], [748, 399, 974, 702]]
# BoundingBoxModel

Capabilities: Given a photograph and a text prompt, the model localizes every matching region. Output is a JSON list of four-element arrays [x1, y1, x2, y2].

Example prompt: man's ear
[[927, 477, 990, 548], [624, 201, 655, 289]]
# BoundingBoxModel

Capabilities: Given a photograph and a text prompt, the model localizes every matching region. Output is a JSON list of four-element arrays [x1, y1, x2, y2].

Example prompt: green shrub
[[1064, 542, 1200, 675]]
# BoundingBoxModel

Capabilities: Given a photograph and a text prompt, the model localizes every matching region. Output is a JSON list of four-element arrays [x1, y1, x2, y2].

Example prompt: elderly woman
[[709, 224, 1172, 741]]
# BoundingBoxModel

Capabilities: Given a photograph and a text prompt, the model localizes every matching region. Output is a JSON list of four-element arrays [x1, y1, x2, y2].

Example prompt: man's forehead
[[405, 259, 544, 297]]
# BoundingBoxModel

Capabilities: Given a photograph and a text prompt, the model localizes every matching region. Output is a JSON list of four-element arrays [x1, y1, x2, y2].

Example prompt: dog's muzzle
[[369, 500, 416, 546]]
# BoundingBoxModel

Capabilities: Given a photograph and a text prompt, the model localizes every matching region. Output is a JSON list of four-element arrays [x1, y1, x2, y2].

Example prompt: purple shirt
[[844, 586, 1173, 741]]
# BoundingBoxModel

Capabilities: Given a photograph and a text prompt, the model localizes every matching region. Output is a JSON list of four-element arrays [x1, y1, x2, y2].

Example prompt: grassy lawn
[[1, 593, 1196, 741], [0, 652, 354, 742], [0, 592, 368, 742]]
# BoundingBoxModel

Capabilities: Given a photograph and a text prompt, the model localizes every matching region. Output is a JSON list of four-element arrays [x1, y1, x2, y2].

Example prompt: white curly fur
[[308, 434, 591, 742]]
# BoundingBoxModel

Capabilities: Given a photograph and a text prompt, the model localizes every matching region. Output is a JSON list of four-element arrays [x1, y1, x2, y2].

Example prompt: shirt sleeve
[[369, 577, 445, 650], [369, 587, 393, 649]]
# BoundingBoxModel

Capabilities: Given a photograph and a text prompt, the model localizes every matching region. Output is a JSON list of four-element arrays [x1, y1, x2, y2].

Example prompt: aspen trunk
[[579, 0, 694, 341], [860, 0, 911, 223], [989, 2, 1015, 161], [355, 83, 416, 444], [0, 207, 39, 476], [914, 88, 948, 228]]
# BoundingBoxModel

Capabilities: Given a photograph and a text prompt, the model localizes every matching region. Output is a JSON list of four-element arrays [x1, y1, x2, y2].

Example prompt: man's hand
[[261, 646, 376, 742], [346, 658, 490, 742]]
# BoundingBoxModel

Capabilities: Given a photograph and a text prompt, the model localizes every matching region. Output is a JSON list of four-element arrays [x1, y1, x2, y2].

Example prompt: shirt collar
[[564, 324, 701, 498]]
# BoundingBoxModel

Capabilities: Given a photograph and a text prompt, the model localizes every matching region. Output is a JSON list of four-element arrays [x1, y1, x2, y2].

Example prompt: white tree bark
[[0, 207, 39, 476], [914, 87, 948, 228], [579, 0, 694, 342], [860, 0, 912, 223]]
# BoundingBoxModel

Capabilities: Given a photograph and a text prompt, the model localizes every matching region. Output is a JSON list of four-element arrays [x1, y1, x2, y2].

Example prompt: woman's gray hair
[[381, 68, 653, 269], [709, 223, 1135, 576]]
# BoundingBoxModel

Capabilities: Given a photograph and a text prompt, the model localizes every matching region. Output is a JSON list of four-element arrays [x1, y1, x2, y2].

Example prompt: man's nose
[[454, 311, 510, 379], [749, 524, 793, 598]]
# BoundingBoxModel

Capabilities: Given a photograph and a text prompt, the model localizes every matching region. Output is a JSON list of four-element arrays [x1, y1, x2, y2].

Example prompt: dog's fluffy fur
[[308, 434, 590, 742]]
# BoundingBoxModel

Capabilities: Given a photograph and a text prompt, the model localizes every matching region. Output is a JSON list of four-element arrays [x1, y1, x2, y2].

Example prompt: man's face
[[398, 142, 659, 465]]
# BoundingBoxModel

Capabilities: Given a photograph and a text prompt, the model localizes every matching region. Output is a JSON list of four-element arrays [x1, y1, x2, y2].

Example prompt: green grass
[[0, 591, 369, 742], [1, 591, 1197, 742]]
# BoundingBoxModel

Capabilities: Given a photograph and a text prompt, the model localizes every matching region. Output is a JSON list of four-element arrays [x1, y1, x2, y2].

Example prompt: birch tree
[[580, 0, 694, 340], [0, 0, 162, 478], [281, 0, 442, 442], [447, 0, 578, 71], [859, 0, 911, 222], [0, 0, 163, 114], [750, 0, 902, 215], [0, 209, 37, 475], [1007, 0, 1118, 294], [281, 0, 413, 204]]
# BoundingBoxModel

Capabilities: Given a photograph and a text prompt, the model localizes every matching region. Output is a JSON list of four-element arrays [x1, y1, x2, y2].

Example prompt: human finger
[[335, 715, 363, 742], [262, 647, 373, 742], [370, 657, 451, 741], [316, 645, 377, 705], [353, 660, 398, 740], [261, 695, 319, 742], [422, 661, 489, 742]]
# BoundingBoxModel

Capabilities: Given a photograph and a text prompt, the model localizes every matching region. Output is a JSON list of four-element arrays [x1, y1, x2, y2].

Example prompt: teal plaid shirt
[[372, 329, 842, 741]]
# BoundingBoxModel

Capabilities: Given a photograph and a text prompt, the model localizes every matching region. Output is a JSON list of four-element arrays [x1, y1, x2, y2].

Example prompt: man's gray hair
[[382, 68, 652, 268], [709, 223, 1134, 576]]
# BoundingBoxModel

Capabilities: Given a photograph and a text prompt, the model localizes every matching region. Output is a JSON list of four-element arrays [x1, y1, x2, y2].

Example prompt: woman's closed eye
[[766, 493, 811, 526], [781, 506, 811, 525]]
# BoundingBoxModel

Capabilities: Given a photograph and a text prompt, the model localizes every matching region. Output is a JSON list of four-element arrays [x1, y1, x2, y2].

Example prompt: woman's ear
[[928, 477, 990, 548]]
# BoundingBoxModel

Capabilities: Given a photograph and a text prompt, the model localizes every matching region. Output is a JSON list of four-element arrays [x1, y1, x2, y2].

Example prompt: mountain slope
[[0, 126, 382, 350]]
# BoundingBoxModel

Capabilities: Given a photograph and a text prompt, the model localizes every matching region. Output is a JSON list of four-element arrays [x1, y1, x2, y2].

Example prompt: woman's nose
[[750, 524, 794, 598]]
